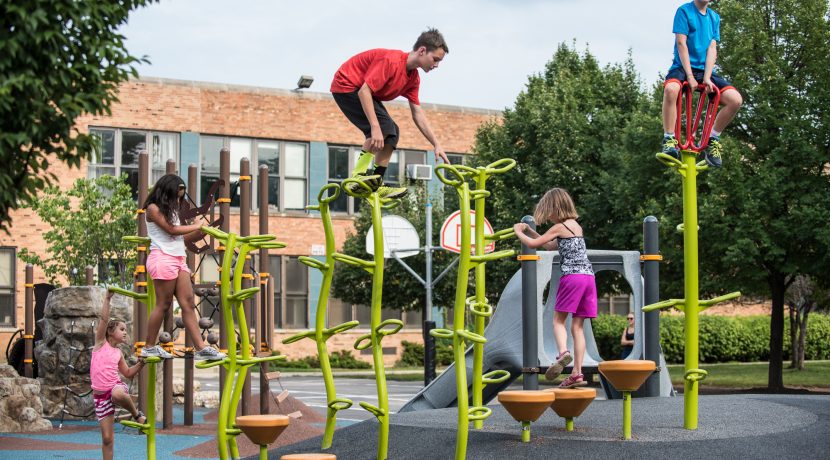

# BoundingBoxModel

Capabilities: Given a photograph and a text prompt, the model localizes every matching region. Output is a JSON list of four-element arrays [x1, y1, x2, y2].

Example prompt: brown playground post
[[24, 264, 34, 378], [258, 164, 271, 414], [240, 157, 252, 415], [185, 164, 198, 426]]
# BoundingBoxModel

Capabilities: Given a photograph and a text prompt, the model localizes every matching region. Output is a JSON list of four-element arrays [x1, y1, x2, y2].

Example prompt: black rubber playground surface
[[259, 394, 830, 459]]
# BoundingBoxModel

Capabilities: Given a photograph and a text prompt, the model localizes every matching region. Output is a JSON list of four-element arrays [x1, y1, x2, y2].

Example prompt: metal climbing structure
[[282, 184, 359, 450], [644, 82, 741, 430], [331, 176, 404, 460], [109, 235, 163, 460], [431, 161, 516, 460], [195, 226, 287, 460]]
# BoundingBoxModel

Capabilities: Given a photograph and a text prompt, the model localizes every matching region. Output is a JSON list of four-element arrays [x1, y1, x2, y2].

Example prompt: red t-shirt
[[330, 49, 420, 105]]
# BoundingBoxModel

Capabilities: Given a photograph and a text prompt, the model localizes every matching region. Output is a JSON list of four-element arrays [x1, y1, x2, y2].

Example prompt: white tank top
[[146, 212, 186, 257]]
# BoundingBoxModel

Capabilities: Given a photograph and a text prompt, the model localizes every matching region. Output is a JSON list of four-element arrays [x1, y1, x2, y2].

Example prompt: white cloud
[[123, 0, 687, 110]]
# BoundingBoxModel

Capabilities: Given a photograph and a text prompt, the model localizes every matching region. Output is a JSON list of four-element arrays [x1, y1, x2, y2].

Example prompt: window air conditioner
[[405, 164, 433, 181]]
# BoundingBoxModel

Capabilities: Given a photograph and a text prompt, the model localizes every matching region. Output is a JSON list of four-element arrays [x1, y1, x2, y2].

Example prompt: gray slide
[[399, 250, 672, 413]]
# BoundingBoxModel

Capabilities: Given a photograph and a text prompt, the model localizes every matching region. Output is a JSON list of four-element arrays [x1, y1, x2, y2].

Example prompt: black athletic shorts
[[332, 90, 400, 149]]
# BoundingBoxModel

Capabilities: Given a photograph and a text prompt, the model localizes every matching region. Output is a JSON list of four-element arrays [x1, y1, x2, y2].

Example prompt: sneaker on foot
[[545, 350, 572, 381], [661, 135, 680, 160], [140, 345, 173, 359], [703, 135, 723, 168], [194, 346, 226, 361], [559, 373, 588, 389], [343, 173, 382, 195], [376, 185, 408, 200]]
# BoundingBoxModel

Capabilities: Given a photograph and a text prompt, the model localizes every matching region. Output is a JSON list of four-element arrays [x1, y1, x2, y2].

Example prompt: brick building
[[0, 77, 501, 365]]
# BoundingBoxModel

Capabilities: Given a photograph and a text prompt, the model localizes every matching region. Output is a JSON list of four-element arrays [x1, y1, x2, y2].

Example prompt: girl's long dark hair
[[143, 174, 185, 225]]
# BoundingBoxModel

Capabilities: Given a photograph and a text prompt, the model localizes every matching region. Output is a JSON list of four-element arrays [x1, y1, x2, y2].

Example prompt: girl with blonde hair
[[514, 188, 596, 388]]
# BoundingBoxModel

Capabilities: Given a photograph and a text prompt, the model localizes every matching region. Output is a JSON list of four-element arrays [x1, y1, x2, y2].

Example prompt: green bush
[[592, 313, 830, 364], [269, 349, 370, 370], [397, 339, 454, 367]]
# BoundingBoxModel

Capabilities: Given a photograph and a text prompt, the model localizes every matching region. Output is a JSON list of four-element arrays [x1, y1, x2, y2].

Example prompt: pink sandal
[[559, 373, 588, 389], [545, 350, 572, 381]]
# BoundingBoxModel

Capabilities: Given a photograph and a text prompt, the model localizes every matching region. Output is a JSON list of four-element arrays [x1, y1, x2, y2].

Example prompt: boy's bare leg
[[662, 82, 682, 133], [713, 89, 743, 133], [372, 143, 395, 167]]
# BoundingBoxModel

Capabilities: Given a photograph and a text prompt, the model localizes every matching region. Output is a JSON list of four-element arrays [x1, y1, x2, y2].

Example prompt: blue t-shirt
[[670, 2, 720, 71]]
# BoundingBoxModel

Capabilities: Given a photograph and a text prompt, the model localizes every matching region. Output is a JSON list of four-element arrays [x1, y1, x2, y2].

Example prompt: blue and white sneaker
[[194, 346, 226, 361], [703, 135, 723, 168], [140, 345, 173, 359], [661, 135, 680, 160]]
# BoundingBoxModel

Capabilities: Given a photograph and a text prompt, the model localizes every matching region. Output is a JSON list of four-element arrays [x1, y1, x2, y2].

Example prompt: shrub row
[[397, 340, 455, 367], [268, 349, 371, 370], [592, 313, 830, 364]]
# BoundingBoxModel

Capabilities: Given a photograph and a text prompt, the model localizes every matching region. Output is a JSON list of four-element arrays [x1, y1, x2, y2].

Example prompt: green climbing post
[[680, 150, 701, 430], [197, 227, 287, 460], [336, 177, 404, 460], [282, 184, 358, 450], [622, 391, 632, 440], [111, 236, 159, 460], [646, 149, 741, 431], [431, 161, 515, 460]]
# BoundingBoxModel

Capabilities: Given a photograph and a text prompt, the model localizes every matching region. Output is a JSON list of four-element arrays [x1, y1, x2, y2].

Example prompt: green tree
[[703, 0, 830, 390], [18, 174, 138, 287], [0, 0, 156, 233], [472, 43, 662, 301]]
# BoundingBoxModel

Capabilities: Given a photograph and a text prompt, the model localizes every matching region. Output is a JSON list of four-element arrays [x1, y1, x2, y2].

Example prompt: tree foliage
[[707, 0, 830, 389], [0, 0, 156, 233], [472, 1, 830, 392], [18, 174, 137, 287], [472, 43, 671, 301]]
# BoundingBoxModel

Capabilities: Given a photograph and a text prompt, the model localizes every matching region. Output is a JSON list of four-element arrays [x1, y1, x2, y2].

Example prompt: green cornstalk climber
[[335, 176, 404, 460], [468, 159, 517, 429], [645, 83, 740, 430], [431, 162, 515, 460], [109, 236, 160, 460], [196, 227, 288, 460], [282, 184, 359, 450]]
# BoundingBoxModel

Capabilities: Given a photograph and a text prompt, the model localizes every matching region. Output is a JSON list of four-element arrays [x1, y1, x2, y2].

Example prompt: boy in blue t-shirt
[[661, 0, 743, 167]]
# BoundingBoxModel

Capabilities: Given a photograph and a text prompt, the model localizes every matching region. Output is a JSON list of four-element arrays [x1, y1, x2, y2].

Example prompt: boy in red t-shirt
[[331, 28, 450, 199]]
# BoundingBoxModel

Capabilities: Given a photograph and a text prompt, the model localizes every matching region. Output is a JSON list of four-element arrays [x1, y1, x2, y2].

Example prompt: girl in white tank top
[[140, 174, 226, 362]]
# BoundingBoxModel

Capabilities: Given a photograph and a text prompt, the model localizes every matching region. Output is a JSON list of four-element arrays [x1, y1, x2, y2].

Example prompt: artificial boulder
[[0, 364, 52, 432], [34, 286, 135, 418]]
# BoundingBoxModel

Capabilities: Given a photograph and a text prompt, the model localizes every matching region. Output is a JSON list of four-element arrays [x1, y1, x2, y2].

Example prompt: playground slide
[[399, 250, 672, 413]]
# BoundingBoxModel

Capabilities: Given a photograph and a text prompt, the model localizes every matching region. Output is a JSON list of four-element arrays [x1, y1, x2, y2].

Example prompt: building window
[[89, 128, 180, 199], [200, 136, 308, 212], [0, 247, 15, 327], [326, 146, 369, 214], [269, 255, 308, 329]]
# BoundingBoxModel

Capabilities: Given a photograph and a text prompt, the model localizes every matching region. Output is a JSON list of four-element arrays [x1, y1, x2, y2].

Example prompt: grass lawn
[[666, 361, 830, 389]]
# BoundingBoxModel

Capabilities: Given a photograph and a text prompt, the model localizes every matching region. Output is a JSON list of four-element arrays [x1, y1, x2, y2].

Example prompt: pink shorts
[[146, 250, 190, 280], [555, 274, 597, 318], [93, 382, 129, 420]]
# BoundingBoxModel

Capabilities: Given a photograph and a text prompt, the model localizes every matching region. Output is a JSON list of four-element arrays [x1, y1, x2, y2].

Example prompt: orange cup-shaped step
[[546, 388, 596, 431], [236, 415, 290, 445], [498, 390, 557, 422], [280, 455, 337, 460], [598, 360, 656, 392], [498, 390, 557, 442]]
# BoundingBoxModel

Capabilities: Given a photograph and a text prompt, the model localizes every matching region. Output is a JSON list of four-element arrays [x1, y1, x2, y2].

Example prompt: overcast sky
[[122, 0, 685, 111]]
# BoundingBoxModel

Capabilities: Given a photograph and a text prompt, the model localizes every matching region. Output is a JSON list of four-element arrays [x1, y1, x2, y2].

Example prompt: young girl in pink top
[[91, 289, 146, 460]]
